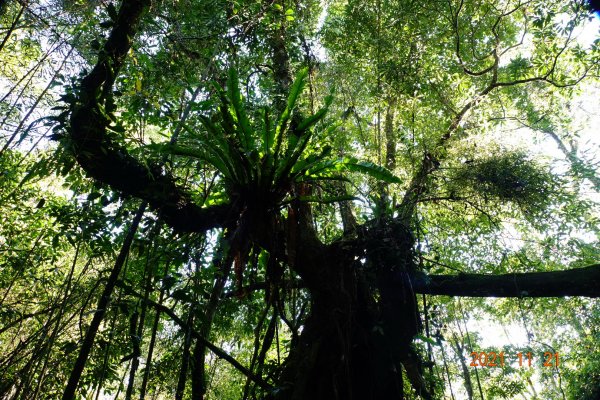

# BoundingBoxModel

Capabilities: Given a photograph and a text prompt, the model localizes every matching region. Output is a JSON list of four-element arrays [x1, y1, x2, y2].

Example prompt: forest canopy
[[0, 0, 599, 399]]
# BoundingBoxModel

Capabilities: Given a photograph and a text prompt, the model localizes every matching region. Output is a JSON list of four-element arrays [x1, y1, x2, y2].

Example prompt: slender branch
[[396, 18, 589, 225], [116, 281, 272, 391], [62, 203, 146, 400], [0, 305, 61, 335]]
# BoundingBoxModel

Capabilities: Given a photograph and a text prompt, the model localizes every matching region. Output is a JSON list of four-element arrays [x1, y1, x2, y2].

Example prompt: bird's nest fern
[[150, 68, 400, 209]]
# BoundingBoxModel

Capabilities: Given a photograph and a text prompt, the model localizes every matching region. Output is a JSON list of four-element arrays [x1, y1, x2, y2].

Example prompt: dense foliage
[[1, 0, 599, 399]]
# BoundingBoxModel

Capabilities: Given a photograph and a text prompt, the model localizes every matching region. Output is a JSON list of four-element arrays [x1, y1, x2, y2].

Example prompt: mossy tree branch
[[66, 0, 236, 233], [412, 264, 600, 298]]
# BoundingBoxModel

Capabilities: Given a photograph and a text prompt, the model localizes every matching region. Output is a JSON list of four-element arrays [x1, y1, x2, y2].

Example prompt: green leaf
[[193, 118, 243, 182], [227, 68, 255, 151], [296, 94, 333, 133], [296, 175, 351, 183], [303, 157, 400, 184], [275, 133, 313, 183], [338, 157, 401, 184], [415, 334, 438, 346], [261, 107, 273, 154], [52, 235, 60, 249], [290, 145, 332, 176], [274, 68, 309, 155], [149, 140, 235, 182], [304, 158, 338, 176]]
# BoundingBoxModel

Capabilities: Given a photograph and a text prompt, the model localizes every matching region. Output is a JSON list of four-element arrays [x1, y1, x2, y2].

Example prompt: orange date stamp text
[[469, 351, 560, 368]]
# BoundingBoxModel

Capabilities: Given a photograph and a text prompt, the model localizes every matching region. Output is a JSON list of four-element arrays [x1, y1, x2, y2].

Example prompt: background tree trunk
[[62, 203, 146, 400]]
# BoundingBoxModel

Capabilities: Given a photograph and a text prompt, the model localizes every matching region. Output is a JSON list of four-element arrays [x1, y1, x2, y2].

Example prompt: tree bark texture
[[413, 264, 600, 298], [273, 218, 431, 400]]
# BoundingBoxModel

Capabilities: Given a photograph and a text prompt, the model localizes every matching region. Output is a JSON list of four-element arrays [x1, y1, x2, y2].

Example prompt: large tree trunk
[[274, 219, 431, 400], [275, 250, 376, 399]]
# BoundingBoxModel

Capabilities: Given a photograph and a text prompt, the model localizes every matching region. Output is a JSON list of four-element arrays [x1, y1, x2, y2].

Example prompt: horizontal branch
[[412, 264, 600, 298]]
